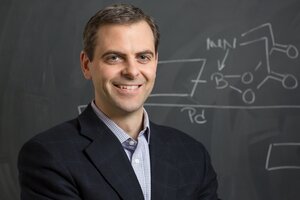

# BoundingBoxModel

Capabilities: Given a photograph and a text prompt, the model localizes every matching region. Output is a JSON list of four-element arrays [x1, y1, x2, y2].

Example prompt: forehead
[[94, 21, 155, 52]]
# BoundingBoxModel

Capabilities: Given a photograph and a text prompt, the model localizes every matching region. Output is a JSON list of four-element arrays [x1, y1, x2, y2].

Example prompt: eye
[[104, 54, 123, 64], [137, 54, 152, 64]]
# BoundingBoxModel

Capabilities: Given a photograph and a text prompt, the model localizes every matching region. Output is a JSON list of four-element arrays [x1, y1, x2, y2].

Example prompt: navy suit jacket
[[18, 104, 219, 200]]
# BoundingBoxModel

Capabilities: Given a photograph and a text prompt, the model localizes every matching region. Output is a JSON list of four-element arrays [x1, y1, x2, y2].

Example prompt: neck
[[95, 99, 144, 139], [94, 100, 145, 139], [112, 111, 144, 140]]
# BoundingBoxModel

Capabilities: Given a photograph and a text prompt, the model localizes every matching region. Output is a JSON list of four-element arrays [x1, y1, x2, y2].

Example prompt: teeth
[[118, 85, 139, 90]]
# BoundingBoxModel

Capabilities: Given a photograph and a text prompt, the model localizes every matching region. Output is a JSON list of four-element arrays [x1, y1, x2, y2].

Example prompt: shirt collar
[[91, 101, 150, 143]]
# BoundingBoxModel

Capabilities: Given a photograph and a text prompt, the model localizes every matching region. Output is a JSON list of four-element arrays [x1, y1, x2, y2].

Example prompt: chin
[[122, 106, 143, 114], [117, 104, 143, 114]]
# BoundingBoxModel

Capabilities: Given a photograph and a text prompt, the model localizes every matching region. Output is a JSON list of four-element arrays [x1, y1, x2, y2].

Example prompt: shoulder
[[29, 118, 81, 143], [27, 103, 98, 144], [18, 117, 92, 175], [17, 118, 86, 198], [19, 117, 88, 161]]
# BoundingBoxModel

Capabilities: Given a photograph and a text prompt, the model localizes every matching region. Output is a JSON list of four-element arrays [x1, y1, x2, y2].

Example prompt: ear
[[80, 51, 92, 80]]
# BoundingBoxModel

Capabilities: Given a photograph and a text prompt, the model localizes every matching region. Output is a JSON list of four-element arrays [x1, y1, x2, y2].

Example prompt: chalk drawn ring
[[241, 72, 254, 85], [287, 45, 299, 59], [282, 74, 298, 89], [242, 88, 255, 104]]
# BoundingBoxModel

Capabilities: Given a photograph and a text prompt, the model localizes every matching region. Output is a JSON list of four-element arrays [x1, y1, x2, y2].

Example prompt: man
[[18, 3, 220, 200]]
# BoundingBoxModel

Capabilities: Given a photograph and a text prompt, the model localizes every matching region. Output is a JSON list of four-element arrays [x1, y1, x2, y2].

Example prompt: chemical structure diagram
[[145, 22, 299, 124], [210, 23, 298, 104]]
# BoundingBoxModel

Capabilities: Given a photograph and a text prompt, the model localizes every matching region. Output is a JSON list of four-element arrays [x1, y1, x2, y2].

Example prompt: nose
[[121, 59, 140, 79]]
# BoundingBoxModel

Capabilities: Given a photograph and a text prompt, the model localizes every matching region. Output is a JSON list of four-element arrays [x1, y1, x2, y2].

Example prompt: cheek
[[150, 72, 156, 83], [145, 65, 157, 81], [98, 67, 119, 81]]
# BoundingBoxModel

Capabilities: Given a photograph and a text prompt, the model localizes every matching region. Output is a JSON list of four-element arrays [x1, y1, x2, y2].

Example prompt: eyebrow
[[137, 50, 155, 57], [101, 51, 126, 58], [101, 50, 155, 58]]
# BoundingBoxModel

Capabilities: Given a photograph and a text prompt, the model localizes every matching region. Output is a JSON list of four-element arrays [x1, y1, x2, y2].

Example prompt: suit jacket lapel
[[78, 104, 144, 200]]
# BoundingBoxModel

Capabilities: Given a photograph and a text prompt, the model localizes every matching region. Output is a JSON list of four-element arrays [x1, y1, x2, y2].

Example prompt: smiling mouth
[[114, 84, 141, 90]]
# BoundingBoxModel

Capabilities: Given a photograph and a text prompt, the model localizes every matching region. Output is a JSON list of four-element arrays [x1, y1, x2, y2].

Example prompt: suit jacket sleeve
[[18, 139, 81, 200]]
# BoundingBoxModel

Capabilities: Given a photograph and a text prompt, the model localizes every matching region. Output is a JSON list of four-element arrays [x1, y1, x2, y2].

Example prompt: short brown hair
[[82, 3, 160, 61]]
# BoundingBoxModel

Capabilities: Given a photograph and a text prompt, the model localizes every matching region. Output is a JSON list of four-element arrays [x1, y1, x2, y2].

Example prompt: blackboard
[[1, 0, 300, 199]]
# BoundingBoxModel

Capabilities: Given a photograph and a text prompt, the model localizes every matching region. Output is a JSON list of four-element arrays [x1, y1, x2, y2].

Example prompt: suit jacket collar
[[78, 104, 144, 200]]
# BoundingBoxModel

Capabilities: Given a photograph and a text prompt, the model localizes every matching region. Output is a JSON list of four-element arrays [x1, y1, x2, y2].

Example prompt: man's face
[[81, 20, 158, 117]]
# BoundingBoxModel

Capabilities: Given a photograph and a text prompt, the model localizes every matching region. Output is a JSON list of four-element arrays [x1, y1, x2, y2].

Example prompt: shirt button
[[134, 158, 140, 164], [129, 140, 135, 146]]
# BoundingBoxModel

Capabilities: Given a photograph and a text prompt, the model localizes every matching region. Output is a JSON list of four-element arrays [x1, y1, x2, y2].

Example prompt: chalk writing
[[241, 23, 299, 59], [149, 22, 298, 104], [208, 23, 299, 104], [181, 107, 207, 124], [207, 38, 237, 50], [145, 22, 299, 123], [150, 59, 207, 98], [265, 143, 300, 171]]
